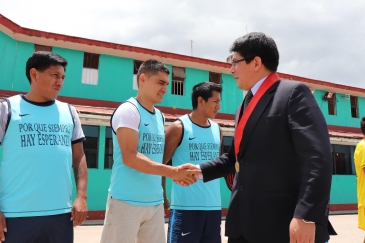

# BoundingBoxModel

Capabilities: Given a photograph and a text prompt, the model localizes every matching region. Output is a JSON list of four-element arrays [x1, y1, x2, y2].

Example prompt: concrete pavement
[[74, 214, 364, 243]]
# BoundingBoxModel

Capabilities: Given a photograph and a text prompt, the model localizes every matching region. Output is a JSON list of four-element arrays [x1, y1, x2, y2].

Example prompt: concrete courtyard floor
[[75, 213, 363, 243]]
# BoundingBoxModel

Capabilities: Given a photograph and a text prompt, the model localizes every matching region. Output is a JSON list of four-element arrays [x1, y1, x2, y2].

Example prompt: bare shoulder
[[165, 119, 183, 137], [170, 119, 183, 129]]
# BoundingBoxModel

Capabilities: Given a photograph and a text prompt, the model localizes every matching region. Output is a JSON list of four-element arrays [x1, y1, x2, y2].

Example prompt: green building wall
[[1, 33, 243, 114], [315, 90, 365, 127], [1, 31, 364, 121], [330, 175, 357, 205], [0, 31, 34, 92]]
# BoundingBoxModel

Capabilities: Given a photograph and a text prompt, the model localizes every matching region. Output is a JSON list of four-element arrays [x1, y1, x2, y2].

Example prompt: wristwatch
[[302, 219, 315, 224]]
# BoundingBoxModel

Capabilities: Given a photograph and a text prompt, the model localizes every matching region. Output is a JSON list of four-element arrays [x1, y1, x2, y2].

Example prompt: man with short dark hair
[[354, 117, 365, 243], [163, 82, 223, 243], [0, 51, 88, 243], [181, 32, 335, 243], [100, 59, 199, 243]]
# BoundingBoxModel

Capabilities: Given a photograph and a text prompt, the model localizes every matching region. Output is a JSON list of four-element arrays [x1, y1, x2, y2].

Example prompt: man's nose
[[229, 66, 235, 74]]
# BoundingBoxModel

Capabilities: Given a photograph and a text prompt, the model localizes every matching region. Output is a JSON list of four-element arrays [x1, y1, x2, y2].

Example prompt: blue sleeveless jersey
[[109, 98, 165, 206], [171, 114, 221, 210], [0, 95, 74, 217]]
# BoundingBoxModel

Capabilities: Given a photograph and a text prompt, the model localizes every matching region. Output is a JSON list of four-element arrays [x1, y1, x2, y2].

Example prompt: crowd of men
[[3, 32, 365, 243]]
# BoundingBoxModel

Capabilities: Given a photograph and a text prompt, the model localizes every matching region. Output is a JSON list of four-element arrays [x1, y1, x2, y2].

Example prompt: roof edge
[[1, 14, 365, 94]]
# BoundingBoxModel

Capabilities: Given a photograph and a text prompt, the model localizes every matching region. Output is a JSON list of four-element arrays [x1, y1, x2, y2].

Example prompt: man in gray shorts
[[100, 59, 199, 243]]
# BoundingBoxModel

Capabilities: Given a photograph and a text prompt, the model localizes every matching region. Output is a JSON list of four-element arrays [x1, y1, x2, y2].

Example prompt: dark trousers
[[4, 213, 73, 243], [228, 236, 250, 243], [228, 236, 328, 243], [167, 209, 221, 243]]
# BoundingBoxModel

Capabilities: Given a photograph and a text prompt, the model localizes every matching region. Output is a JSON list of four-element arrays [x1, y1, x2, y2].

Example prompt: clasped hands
[[172, 163, 201, 186]]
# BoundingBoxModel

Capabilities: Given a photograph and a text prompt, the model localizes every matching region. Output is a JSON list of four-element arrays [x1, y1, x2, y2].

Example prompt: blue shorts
[[4, 213, 73, 243], [167, 209, 221, 243]]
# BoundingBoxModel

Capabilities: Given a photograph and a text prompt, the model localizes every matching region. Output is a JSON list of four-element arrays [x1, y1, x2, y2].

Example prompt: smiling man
[[162, 82, 223, 243], [100, 59, 200, 243], [181, 32, 335, 243], [0, 52, 88, 243]]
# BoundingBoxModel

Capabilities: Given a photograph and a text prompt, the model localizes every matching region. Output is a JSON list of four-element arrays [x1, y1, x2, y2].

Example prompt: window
[[133, 60, 143, 90], [209, 72, 221, 84], [82, 52, 99, 85], [221, 136, 233, 155], [34, 44, 52, 52], [328, 93, 336, 115], [350, 96, 359, 118], [104, 127, 114, 169], [82, 125, 99, 168], [172, 66, 185, 96], [331, 144, 355, 175]]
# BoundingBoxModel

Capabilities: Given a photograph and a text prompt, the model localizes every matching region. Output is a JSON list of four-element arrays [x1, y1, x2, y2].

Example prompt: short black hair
[[137, 59, 170, 86], [361, 117, 365, 134], [191, 82, 223, 109], [26, 51, 67, 83], [230, 32, 279, 72]]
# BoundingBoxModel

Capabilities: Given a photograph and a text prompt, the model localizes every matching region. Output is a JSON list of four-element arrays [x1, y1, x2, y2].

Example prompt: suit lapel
[[238, 81, 280, 158]]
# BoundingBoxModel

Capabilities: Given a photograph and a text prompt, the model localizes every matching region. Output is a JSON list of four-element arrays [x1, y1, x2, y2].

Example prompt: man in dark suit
[[182, 32, 333, 243]]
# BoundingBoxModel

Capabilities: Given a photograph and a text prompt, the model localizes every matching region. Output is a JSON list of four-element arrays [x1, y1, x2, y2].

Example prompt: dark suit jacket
[[200, 80, 333, 243]]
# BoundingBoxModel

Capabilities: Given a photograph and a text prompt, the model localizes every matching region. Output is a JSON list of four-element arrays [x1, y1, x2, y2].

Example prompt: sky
[[1, 0, 365, 88]]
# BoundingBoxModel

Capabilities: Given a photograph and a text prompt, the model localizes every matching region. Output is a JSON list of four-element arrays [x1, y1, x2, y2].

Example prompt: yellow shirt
[[355, 139, 365, 207]]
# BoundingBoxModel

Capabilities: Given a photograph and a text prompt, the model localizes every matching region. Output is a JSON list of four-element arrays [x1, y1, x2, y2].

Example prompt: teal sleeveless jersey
[[171, 114, 221, 210], [0, 95, 74, 217], [109, 98, 165, 206]]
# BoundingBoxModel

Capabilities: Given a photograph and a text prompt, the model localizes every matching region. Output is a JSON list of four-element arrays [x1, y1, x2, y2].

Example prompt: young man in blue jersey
[[100, 59, 200, 243], [163, 82, 223, 243], [0, 52, 88, 243]]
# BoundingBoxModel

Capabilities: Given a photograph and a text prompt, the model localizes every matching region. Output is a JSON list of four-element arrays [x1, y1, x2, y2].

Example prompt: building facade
[[0, 14, 364, 218]]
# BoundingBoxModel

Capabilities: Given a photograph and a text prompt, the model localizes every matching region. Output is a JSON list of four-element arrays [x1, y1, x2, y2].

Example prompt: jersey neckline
[[21, 94, 56, 107]]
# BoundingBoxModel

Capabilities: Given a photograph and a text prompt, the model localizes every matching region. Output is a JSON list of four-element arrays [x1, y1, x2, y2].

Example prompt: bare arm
[[71, 142, 88, 226], [162, 121, 183, 215], [0, 211, 6, 242], [117, 127, 198, 184], [163, 121, 183, 164]]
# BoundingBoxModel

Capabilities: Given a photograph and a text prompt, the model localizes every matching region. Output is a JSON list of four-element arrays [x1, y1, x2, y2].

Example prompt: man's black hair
[[230, 32, 279, 72], [137, 59, 170, 86], [26, 51, 67, 83], [191, 82, 222, 109]]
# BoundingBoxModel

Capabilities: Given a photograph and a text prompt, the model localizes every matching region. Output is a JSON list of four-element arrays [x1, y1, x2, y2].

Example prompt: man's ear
[[29, 68, 38, 83], [197, 96, 204, 107], [139, 73, 146, 87], [253, 56, 263, 71]]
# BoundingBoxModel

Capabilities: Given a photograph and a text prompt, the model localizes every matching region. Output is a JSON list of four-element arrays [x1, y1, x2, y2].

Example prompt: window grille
[[331, 144, 355, 175], [172, 66, 185, 96], [328, 93, 336, 115], [104, 127, 114, 169], [82, 53, 99, 85], [350, 96, 359, 118], [82, 125, 99, 168], [133, 60, 143, 90]]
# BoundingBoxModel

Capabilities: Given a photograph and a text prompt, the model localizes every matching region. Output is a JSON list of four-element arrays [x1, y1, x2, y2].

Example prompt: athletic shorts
[[4, 213, 73, 243], [167, 209, 221, 243], [100, 195, 165, 243]]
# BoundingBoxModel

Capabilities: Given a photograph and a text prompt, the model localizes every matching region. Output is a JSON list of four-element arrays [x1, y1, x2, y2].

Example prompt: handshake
[[171, 163, 202, 186]]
